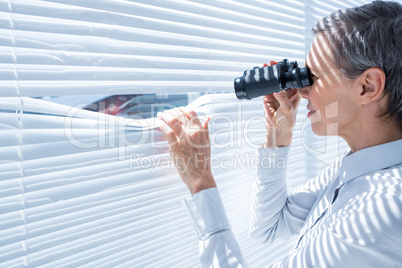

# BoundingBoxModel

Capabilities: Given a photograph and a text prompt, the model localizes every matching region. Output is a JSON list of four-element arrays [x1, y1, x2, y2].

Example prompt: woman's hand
[[263, 61, 301, 148], [157, 108, 216, 195]]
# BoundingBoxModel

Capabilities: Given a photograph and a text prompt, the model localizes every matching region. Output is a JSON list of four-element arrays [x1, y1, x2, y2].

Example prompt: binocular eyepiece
[[234, 59, 312, 100]]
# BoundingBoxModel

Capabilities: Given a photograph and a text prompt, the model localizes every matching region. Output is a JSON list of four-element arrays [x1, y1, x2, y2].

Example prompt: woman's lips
[[307, 106, 316, 117], [308, 110, 316, 117]]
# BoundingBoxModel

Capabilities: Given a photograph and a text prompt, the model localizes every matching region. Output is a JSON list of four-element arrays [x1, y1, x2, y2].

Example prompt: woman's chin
[[311, 122, 339, 136]]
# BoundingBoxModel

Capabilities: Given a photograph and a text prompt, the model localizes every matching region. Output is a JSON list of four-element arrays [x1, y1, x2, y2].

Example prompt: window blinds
[[1, 0, 369, 267]]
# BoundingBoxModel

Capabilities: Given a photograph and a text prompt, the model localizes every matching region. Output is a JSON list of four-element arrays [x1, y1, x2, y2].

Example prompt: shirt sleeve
[[249, 146, 334, 244], [183, 187, 248, 267]]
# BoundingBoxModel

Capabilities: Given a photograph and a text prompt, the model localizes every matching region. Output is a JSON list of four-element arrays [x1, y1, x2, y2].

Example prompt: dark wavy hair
[[312, 1, 402, 129]]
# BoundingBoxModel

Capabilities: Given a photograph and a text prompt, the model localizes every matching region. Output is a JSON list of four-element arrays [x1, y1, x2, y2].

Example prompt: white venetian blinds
[[1, 0, 307, 97], [0, 0, 369, 267]]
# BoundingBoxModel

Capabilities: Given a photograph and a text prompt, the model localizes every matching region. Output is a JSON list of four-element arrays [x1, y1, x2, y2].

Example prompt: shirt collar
[[339, 139, 402, 185]]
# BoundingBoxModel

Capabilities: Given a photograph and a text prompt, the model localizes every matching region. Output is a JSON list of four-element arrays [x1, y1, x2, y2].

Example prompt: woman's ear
[[358, 67, 386, 105]]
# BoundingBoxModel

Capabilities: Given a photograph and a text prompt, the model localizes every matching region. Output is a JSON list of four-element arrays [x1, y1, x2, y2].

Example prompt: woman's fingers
[[273, 91, 293, 111], [287, 88, 301, 107], [158, 109, 184, 138], [202, 116, 211, 145], [261, 60, 299, 147], [263, 101, 273, 123], [181, 107, 202, 127], [263, 94, 278, 121], [157, 117, 179, 150], [158, 107, 210, 148]]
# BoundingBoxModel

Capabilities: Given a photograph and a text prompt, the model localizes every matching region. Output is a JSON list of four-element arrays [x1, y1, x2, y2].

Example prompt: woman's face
[[299, 35, 359, 137]]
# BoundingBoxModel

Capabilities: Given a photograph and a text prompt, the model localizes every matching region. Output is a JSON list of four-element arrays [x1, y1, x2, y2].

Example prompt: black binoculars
[[234, 59, 312, 100]]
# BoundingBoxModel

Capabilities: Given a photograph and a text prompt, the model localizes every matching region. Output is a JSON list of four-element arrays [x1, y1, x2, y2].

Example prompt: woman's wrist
[[265, 131, 293, 148], [188, 172, 217, 195]]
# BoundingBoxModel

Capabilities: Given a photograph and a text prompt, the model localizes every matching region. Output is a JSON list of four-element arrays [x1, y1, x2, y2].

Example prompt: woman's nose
[[298, 86, 310, 99]]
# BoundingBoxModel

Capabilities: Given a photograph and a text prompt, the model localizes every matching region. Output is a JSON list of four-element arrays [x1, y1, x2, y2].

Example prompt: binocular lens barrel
[[234, 59, 312, 100]]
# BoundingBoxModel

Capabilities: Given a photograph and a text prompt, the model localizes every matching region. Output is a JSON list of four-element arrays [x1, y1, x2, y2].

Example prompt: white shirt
[[183, 139, 402, 267]]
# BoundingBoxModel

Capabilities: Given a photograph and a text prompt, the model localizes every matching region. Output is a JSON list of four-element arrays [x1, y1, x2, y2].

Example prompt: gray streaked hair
[[312, 0, 402, 129]]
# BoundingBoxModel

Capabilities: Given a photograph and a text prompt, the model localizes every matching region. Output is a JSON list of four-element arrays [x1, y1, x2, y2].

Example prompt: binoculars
[[234, 59, 312, 100]]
